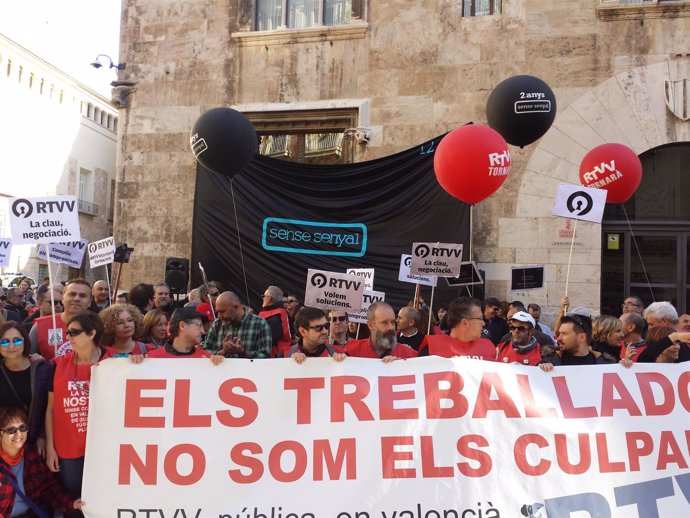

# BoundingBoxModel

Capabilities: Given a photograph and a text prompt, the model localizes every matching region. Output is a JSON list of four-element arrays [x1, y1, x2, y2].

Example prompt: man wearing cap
[[482, 296, 509, 345], [204, 291, 272, 359], [418, 298, 496, 361], [259, 285, 292, 358], [288, 307, 346, 363], [143, 308, 223, 363], [346, 302, 417, 361], [539, 314, 604, 370], [497, 311, 542, 365]]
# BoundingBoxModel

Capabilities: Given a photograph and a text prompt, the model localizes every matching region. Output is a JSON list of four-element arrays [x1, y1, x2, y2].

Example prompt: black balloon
[[190, 107, 257, 177], [486, 75, 557, 147]]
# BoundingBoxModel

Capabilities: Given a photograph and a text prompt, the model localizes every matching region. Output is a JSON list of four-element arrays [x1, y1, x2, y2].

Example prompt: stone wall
[[115, 0, 689, 320]]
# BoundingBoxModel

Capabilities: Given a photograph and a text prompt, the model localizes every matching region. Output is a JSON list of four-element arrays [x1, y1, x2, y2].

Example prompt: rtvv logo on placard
[[11, 199, 33, 218], [262, 218, 367, 257]]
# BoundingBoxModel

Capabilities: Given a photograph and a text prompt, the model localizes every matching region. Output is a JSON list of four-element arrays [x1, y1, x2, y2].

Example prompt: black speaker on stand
[[165, 258, 189, 295]]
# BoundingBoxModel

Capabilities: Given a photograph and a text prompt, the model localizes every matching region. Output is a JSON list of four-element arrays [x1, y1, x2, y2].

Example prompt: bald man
[[89, 280, 111, 313], [203, 291, 272, 359]]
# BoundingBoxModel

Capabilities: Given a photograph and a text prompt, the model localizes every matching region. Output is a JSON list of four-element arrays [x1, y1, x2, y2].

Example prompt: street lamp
[[90, 54, 126, 70]]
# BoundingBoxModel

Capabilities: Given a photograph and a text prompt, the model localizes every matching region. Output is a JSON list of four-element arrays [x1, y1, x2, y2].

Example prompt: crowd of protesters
[[0, 274, 688, 517]]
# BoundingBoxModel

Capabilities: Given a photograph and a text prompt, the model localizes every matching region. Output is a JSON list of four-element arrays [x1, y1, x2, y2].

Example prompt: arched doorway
[[601, 142, 690, 316]]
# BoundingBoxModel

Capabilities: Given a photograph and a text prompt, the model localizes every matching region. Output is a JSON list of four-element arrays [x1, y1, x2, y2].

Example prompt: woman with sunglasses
[[99, 304, 154, 357], [0, 407, 84, 517], [0, 322, 51, 457], [45, 313, 110, 517]]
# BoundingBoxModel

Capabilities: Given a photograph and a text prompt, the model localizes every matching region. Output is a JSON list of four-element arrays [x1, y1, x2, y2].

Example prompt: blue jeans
[[58, 456, 84, 518]]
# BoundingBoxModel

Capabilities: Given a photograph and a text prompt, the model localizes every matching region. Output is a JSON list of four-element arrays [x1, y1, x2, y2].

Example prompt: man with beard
[[288, 307, 347, 363], [417, 298, 496, 360], [345, 302, 417, 361], [539, 314, 602, 369], [496, 311, 542, 365]]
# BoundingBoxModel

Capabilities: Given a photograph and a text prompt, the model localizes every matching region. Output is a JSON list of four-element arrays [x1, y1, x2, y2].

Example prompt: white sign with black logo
[[0, 239, 11, 268], [88, 236, 116, 268], [410, 242, 463, 277], [345, 268, 375, 291], [304, 269, 364, 313], [398, 254, 437, 287], [8, 196, 81, 244], [349, 290, 386, 324], [552, 183, 608, 224], [37, 240, 89, 268]]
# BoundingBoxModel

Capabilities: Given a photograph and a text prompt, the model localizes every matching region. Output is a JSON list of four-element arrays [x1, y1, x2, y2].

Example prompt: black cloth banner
[[191, 136, 471, 311]]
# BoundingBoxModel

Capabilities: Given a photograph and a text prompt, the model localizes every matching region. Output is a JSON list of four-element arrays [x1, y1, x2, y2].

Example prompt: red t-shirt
[[147, 345, 211, 358], [345, 339, 417, 359], [496, 341, 542, 366], [422, 334, 497, 361], [51, 348, 111, 459]]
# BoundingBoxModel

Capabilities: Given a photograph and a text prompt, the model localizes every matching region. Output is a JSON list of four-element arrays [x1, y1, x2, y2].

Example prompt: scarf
[[0, 446, 24, 466], [511, 336, 538, 355]]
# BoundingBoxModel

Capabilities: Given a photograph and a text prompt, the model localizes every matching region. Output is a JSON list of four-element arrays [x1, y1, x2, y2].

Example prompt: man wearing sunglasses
[[23, 285, 63, 333], [287, 307, 346, 363], [328, 309, 349, 347], [258, 285, 292, 358], [497, 311, 542, 366]]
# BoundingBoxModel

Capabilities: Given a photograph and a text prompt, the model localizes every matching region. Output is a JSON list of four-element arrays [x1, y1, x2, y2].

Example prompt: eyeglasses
[[0, 337, 24, 347], [307, 323, 330, 332], [184, 320, 203, 328], [1, 425, 28, 435], [509, 325, 529, 332], [622, 301, 640, 308], [464, 317, 484, 322], [285, 299, 297, 304], [330, 316, 347, 322], [66, 328, 86, 337]]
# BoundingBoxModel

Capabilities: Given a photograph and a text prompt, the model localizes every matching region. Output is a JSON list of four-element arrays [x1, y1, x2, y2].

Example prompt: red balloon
[[433, 125, 511, 205], [578, 143, 642, 203]]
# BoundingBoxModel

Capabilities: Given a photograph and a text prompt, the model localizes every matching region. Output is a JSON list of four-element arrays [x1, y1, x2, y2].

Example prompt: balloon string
[[230, 179, 251, 307], [622, 205, 655, 303]]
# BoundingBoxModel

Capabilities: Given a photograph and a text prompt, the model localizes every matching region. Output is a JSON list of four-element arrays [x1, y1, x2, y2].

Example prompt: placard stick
[[414, 284, 421, 309], [427, 284, 436, 334], [198, 262, 216, 320], [105, 266, 112, 304], [563, 218, 578, 313]]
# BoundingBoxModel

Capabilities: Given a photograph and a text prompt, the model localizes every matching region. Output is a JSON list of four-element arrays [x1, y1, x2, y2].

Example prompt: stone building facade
[[0, 33, 118, 285], [114, 0, 690, 322]]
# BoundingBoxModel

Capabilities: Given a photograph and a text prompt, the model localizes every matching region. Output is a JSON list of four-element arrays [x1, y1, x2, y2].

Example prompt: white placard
[[88, 236, 116, 268], [8, 195, 81, 244], [0, 239, 11, 268], [552, 183, 608, 224], [304, 269, 365, 313], [345, 268, 375, 291], [410, 242, 464, 277], [398, 254, 437, 287], [349, 289, 386, 324], [37, 239, 88, 268]]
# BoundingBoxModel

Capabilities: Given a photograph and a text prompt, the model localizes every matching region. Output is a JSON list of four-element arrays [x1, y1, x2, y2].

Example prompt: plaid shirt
[[0, 446, 75, 516], [203, 310, 272, 359]]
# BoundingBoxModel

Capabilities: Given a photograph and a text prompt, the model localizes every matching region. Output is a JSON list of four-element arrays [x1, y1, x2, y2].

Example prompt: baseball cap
[[568, 307, 592, 319], [510, 311, 535, 328], [170, 307, 209, 326]]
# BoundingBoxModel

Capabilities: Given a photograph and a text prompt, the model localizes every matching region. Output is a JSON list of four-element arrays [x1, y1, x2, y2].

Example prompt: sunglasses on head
[[307, 323, 330, 332], [330, 316, 347, 322], [0, 337, 24, 347], [66, 328, 86, 337], [2, 424, 28, 435]]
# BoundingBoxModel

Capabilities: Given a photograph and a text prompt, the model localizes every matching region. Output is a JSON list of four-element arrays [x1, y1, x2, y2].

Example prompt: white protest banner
[[552, 183, 608, 224], [37, 239, 88, 268], [398, 254, 437, 286], [0, 238, 11, 268], [8, 195, 81, 244], [304, 269, 365, 312], [349, 289, 385, 324], [410, 242, 464, 277], [346, 268, 375, 291], [88, 236, 116, 268], [84, 359, 690, 517]]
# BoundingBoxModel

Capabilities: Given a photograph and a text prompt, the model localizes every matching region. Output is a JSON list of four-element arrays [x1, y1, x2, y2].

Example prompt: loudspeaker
[[165, 257, 189, 294]]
